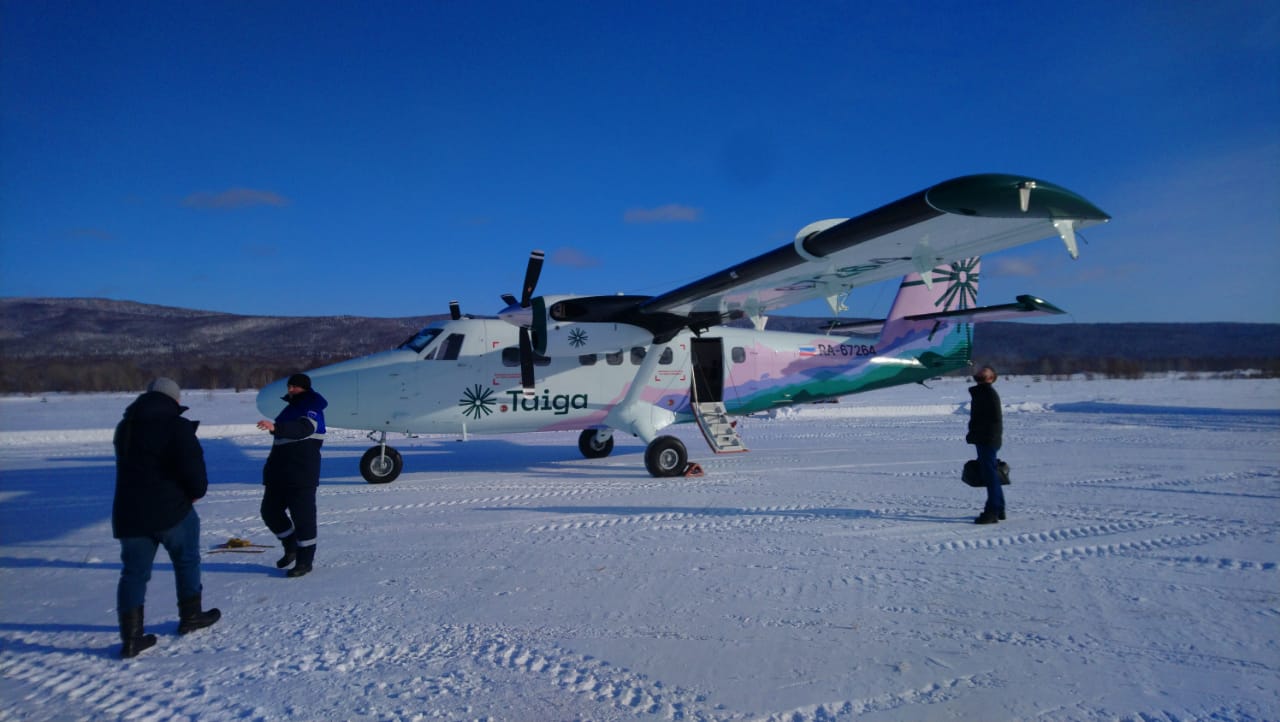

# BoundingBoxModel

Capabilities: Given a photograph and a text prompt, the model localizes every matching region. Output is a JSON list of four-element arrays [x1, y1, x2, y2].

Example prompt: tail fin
[[828, 256, 1063, 376], [886, 257, 981, 322], [825, 258, 981, 340], [874, 257, 980, 371]]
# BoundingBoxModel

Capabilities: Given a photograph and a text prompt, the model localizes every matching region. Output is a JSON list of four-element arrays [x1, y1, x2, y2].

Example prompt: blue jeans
[[975, 444, 1005, 515], [117, 508, 202, 612]]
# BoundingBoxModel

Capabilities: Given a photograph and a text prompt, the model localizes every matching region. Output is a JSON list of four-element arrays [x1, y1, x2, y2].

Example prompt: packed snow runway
[[0, 376, 1277, 721]]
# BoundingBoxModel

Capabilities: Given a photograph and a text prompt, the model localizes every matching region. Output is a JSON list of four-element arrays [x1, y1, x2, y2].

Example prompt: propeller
[[518, 324, 536, 394], [498, 250, 544, 398], [520, 250, 545, 307], [449, 300, 461, 321]]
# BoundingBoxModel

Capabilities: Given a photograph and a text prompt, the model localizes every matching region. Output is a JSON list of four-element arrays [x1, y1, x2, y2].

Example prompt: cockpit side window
[[399, 327, 442, 353], [426, 334, 465, 360], [438, 334, 464, 361]]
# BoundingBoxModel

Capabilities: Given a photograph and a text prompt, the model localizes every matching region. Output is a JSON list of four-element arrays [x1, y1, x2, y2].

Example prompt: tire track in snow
[[1063, 703, 1271, 722], [215, 486, 649, 526], [1029, 528, 1239, 562], [526, 504, 829, 535], [0, 618, 719, 721], [477, 633, 713, 719], [0, 638, 262, 722], [928, 520, 1156, 553], [758, 671, 1000, 721], [1064, 467, 1280, 492], [1160, 555, 1278, 572]]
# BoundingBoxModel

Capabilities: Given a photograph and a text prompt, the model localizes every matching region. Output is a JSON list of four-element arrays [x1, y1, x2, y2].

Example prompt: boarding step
[[693, 401, 748, 454]]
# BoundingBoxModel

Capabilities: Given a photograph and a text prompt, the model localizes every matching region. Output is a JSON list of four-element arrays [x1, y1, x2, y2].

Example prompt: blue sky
[[3, 1, 1277, 323]]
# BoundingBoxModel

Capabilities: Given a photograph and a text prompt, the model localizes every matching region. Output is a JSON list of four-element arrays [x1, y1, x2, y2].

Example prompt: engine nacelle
[[538, 320, 654, 356], [530, 294, 656, 356]]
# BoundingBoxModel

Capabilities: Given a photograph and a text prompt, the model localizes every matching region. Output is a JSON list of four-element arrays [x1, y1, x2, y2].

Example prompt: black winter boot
[[286, 544, 314, 578], [276, 535, 298, 569], [177, 594, 221, 634], [119, 606, 157, 658]]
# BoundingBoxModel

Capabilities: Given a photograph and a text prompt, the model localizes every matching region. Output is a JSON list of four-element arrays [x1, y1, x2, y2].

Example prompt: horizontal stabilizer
[[825, 319, 884, 336], [826, 294, 1064, 333], [904, 294, 1065, 324]]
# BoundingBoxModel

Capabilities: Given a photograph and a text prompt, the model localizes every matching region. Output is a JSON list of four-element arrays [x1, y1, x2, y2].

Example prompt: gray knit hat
[[147, 377, 181, 403]]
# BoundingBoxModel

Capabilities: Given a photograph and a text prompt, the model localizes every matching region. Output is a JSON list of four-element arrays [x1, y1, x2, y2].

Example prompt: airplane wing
[[636, 173, 1108, 325]]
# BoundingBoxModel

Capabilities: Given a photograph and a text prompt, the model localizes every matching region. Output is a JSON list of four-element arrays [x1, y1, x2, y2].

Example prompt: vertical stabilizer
[[875, 257, 981, 368], [885, 257, 981, 322]]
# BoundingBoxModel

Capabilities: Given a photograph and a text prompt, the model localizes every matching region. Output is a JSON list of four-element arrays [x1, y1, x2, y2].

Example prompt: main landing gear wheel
[[360, 446, 403, 484], [644, 435, 688, 478], [578, 429, 614, 459]]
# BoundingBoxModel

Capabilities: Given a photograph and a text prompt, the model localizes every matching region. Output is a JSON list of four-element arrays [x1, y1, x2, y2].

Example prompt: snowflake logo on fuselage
[[459, 384, 496, 419], [568, 328, 589, 348], [932, 257, 980, 311]]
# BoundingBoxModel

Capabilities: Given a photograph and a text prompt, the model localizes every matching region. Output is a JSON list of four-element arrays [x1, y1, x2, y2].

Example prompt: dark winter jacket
[[966, 382, 1003, 449], [263, 389, 327, 488], [112, 391, 208, 538]]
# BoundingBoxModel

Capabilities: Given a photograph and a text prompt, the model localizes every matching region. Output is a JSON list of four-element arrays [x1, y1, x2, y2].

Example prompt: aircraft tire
[[360, 446, 403, 484], [644, 436, 687, 478], [578, 429, 614, 459]]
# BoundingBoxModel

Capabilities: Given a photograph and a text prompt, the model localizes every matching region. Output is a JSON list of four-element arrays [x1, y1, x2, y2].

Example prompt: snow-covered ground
[[0, 375, 1277, 721]]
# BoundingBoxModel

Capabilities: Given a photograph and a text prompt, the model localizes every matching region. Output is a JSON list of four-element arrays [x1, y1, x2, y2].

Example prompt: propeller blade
[[531, 296, 548, 355], [449, 300, 461, 320], [520, 250, 545, 307], [518, 327, 536, 397], [500, 293, 518, 307]]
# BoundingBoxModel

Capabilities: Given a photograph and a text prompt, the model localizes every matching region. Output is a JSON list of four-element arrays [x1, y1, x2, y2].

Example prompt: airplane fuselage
[[258, 315, 970, 440]]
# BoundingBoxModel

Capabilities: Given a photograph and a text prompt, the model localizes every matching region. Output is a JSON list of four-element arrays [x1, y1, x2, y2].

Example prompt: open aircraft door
[[691, 338, 725, 403], [689, 337, 744, 454]]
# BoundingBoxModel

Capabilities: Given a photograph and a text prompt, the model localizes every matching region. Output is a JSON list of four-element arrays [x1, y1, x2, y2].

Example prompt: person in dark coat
[[966, 366, 1005, 524], [113, 377, 221, 658], [257, 373, 327, 578]]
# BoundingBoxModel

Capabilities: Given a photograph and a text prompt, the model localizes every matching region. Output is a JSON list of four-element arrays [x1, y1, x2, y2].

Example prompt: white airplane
[[257, 173, 1108, 482]]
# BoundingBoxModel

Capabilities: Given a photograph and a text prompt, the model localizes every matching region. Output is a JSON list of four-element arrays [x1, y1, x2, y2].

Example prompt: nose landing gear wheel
[[578, 429, 614, 459], [360, 446, 403, 483]]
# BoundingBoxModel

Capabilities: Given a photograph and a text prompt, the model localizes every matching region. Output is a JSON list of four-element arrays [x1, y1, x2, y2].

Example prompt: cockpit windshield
[[398, 327, 442, 353]]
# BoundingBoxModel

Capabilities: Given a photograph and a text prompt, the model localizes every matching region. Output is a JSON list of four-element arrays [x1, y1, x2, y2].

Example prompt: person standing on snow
[[967, 366, 1005, 524], [112, 377, 221, 659], [256, 373, 326, 578]]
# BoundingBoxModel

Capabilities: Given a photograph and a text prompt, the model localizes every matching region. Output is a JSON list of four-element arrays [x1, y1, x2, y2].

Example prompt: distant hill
[[1, 297, 1276, 392], [0, 298, 442, 393]]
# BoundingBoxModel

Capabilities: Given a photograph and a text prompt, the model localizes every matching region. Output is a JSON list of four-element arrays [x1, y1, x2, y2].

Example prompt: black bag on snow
[[962, 459, 1011, 487]]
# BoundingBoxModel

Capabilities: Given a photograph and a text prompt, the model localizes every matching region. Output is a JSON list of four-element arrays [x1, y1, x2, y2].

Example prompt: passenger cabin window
[[630, 347, 645, 365], [605, 351, 623, 365], [731, 347, 746, 364], [501, 347, 551, 367], [659, 348, 674, 365], [399, 327, 442, 353], [579, 354, 597, 365]]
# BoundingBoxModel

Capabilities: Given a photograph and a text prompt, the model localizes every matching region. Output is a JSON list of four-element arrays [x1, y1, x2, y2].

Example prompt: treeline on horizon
[[0, 355, 324, 395], [1, 352, 1277, 396], [2, 297, 1277, 394]]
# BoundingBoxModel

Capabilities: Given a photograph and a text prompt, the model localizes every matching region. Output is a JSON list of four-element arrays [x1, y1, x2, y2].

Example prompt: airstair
[[692, 401, 748, 454]]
